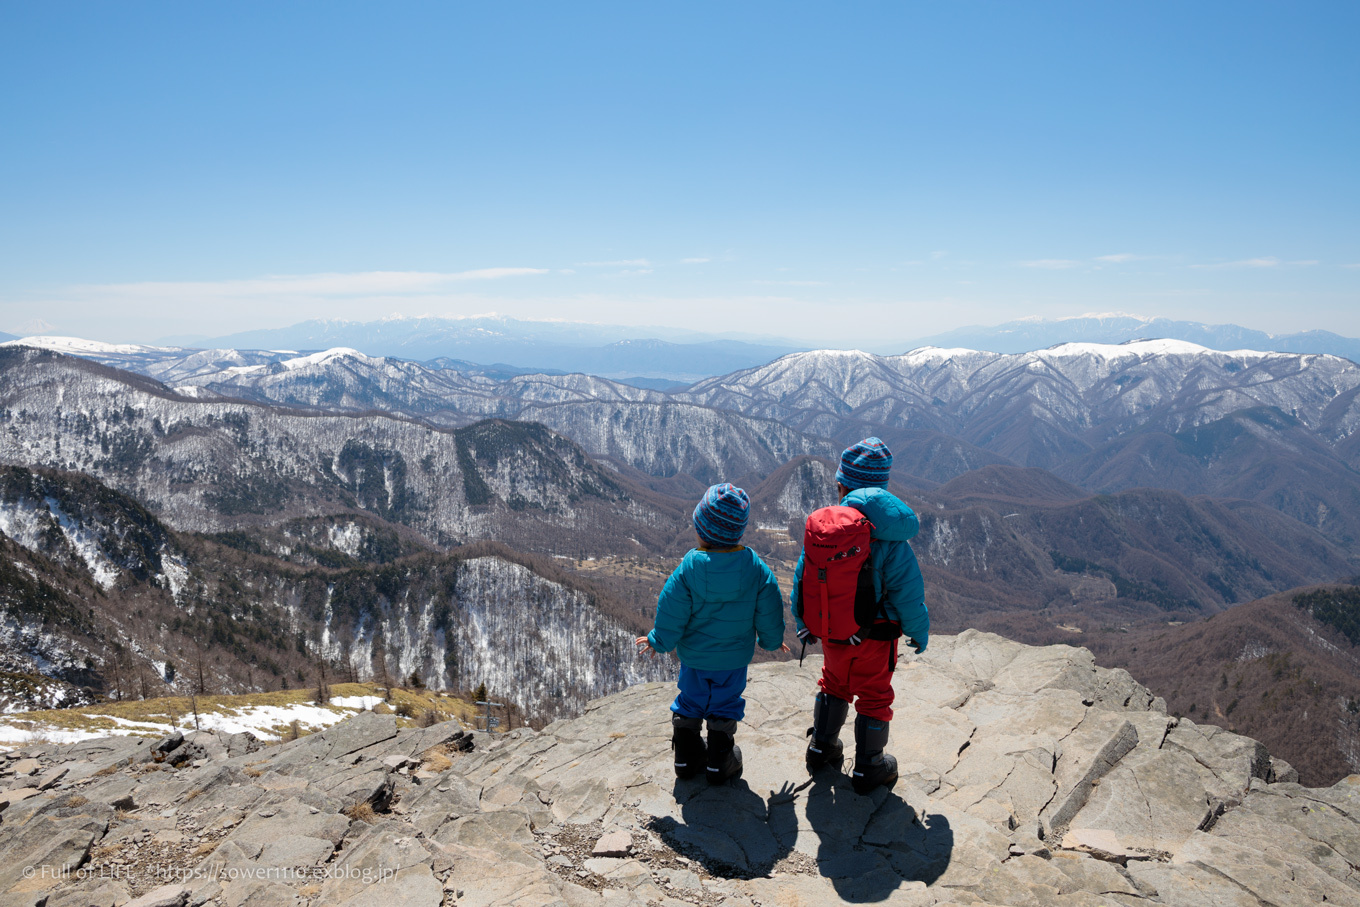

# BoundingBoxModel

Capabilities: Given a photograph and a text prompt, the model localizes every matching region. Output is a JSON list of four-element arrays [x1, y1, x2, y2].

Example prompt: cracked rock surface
[[1, 630, 1357, 906]]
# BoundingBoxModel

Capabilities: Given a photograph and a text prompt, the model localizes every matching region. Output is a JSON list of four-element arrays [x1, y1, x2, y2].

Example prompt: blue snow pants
[[670, 665, 747, 721]]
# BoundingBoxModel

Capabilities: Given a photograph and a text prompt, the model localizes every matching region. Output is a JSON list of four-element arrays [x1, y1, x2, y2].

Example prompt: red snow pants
[[819, 637, 899, 722]]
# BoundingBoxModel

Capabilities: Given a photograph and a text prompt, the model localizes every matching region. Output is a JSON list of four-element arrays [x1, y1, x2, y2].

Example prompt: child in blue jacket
[[637, 483, 787, 784]]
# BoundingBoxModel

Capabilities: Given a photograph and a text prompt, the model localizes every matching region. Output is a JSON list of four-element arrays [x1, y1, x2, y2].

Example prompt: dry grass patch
[[342, 802, 376, 823], [1, 681, 478, 746], [420, 744, 453, 773]]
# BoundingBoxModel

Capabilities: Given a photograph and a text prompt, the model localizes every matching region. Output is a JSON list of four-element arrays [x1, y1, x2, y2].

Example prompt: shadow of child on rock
[[645, 778, 798, 879], [804, 773, 954, 902]]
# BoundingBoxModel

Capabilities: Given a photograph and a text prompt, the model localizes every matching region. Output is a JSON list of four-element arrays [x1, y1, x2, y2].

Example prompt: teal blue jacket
[[791, 487, 929, 652], [647, 547, 786, 671]]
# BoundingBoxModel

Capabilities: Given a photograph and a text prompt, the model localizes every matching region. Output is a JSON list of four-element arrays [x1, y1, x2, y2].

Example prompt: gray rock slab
[[922, 629, 1027, 683], [892, 658, 975, 710], [1164, 718, 1270, 798], [891, 707, 974, 777], [1067, 748, 1218, 856], [124, 886, 190, 907], [256, 834, 336, 868], [8, 759, 39, 777], [229, 798, 349, 849], [1175, 830, 1360, 907], [941, 732, 1059, 830], [1042, 708, 1140, 835], [220, 879, 299, 907], [592, 828, 632, 856], [48, 881, 133, 907], [336, 864, 443, 907], [1207, 785, 1360, 884]]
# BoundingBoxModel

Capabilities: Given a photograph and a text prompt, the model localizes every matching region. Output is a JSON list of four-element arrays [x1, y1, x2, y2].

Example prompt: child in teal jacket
[[637, 483, 787, 783]]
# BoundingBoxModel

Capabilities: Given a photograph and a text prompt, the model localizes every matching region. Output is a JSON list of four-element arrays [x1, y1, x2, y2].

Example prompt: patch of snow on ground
[[0, 723, 116, 746], [189, 703, 355, 739], [0, 699, 380, 747], [105, 716, 179, 732], [42, 496, 119, 589], [328, 522, 364, 558], [330, 695, 381, 710], [0, 502, 50, 552], [160, 555, 190, 599]]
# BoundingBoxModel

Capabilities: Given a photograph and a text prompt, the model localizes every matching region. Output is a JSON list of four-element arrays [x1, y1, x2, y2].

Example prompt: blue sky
[[1, 2, 1356, 345]]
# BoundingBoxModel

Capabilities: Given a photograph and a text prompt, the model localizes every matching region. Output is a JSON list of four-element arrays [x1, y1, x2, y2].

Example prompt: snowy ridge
[[1, 336, 183, 356]]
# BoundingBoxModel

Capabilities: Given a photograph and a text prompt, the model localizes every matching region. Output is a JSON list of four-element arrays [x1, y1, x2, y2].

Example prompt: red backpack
[[797, 505, 902, 645]]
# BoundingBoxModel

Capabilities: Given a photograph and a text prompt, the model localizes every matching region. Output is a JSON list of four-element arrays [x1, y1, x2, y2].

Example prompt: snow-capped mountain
[[0, 347, 686, 554], [910, 314, 1360, 361], [681, 340, 1360, 443], [4, 339, 831, 484], [681, 341, 1360, 544]]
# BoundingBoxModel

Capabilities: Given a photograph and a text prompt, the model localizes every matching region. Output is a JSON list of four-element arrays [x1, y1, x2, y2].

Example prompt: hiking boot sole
[[851, 769, 898, 795]]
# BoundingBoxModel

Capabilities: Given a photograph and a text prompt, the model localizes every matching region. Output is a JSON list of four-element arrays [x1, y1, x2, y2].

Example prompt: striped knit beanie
[[692, 483, 750, 547], [836, 437, 893, 489]]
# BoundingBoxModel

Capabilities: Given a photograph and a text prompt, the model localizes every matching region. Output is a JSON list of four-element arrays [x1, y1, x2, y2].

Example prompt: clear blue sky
[[2, 2, 1356, 345]]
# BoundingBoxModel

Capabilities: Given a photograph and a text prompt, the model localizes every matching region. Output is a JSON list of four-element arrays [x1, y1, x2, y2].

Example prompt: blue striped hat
[[693, 483, 750, 547], [836, 437, 893, 489]]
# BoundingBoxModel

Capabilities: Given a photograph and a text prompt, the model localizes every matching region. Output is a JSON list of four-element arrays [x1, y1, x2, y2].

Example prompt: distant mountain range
[[9, 334, 1360, 546], [190, 312, 1360, 370], [18, 313, 1360, 381], [181, 315, 803, 382], [911, 314, 1360, 362]]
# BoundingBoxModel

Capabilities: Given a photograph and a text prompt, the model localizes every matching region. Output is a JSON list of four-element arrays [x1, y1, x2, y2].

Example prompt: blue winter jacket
[[647, 547, 786, 671], [791, 487, 929, 652]]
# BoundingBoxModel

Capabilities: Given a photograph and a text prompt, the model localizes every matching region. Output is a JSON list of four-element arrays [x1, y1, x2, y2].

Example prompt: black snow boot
[[805, 692, 849, 774], [851, 715, 899, 795], [705, 718, 743, 785], [671, 714, 706, 779]]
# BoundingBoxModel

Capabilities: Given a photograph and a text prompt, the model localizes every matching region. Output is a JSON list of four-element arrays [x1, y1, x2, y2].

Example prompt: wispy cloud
[[578, 259, 651, 267], [930, 251, 948, 260], [1192, 257, 1319, 269], [681, 257, 710, 264], [618, 268, 653, 276], [1095, 253, 1142, 263], [747, 279, 828, 286], [1019, 259, 1081, 270], [78, 269, 548, 299]]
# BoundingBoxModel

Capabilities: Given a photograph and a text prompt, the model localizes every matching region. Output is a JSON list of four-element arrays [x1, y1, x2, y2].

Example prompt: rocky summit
[[2, 631, 1358, 907]]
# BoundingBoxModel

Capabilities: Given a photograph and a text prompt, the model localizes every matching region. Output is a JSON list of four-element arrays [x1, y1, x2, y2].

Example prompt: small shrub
[[343, 802, 376, 823], [421, 745, 453, 773]]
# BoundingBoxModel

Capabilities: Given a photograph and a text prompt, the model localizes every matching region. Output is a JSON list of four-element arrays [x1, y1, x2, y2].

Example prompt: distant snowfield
[[0, 695, 395, 749]]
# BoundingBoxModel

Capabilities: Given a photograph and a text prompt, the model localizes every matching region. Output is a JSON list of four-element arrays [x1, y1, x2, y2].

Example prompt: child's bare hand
[[635, 636, 655, 658], [779, 643, 791, 654]]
